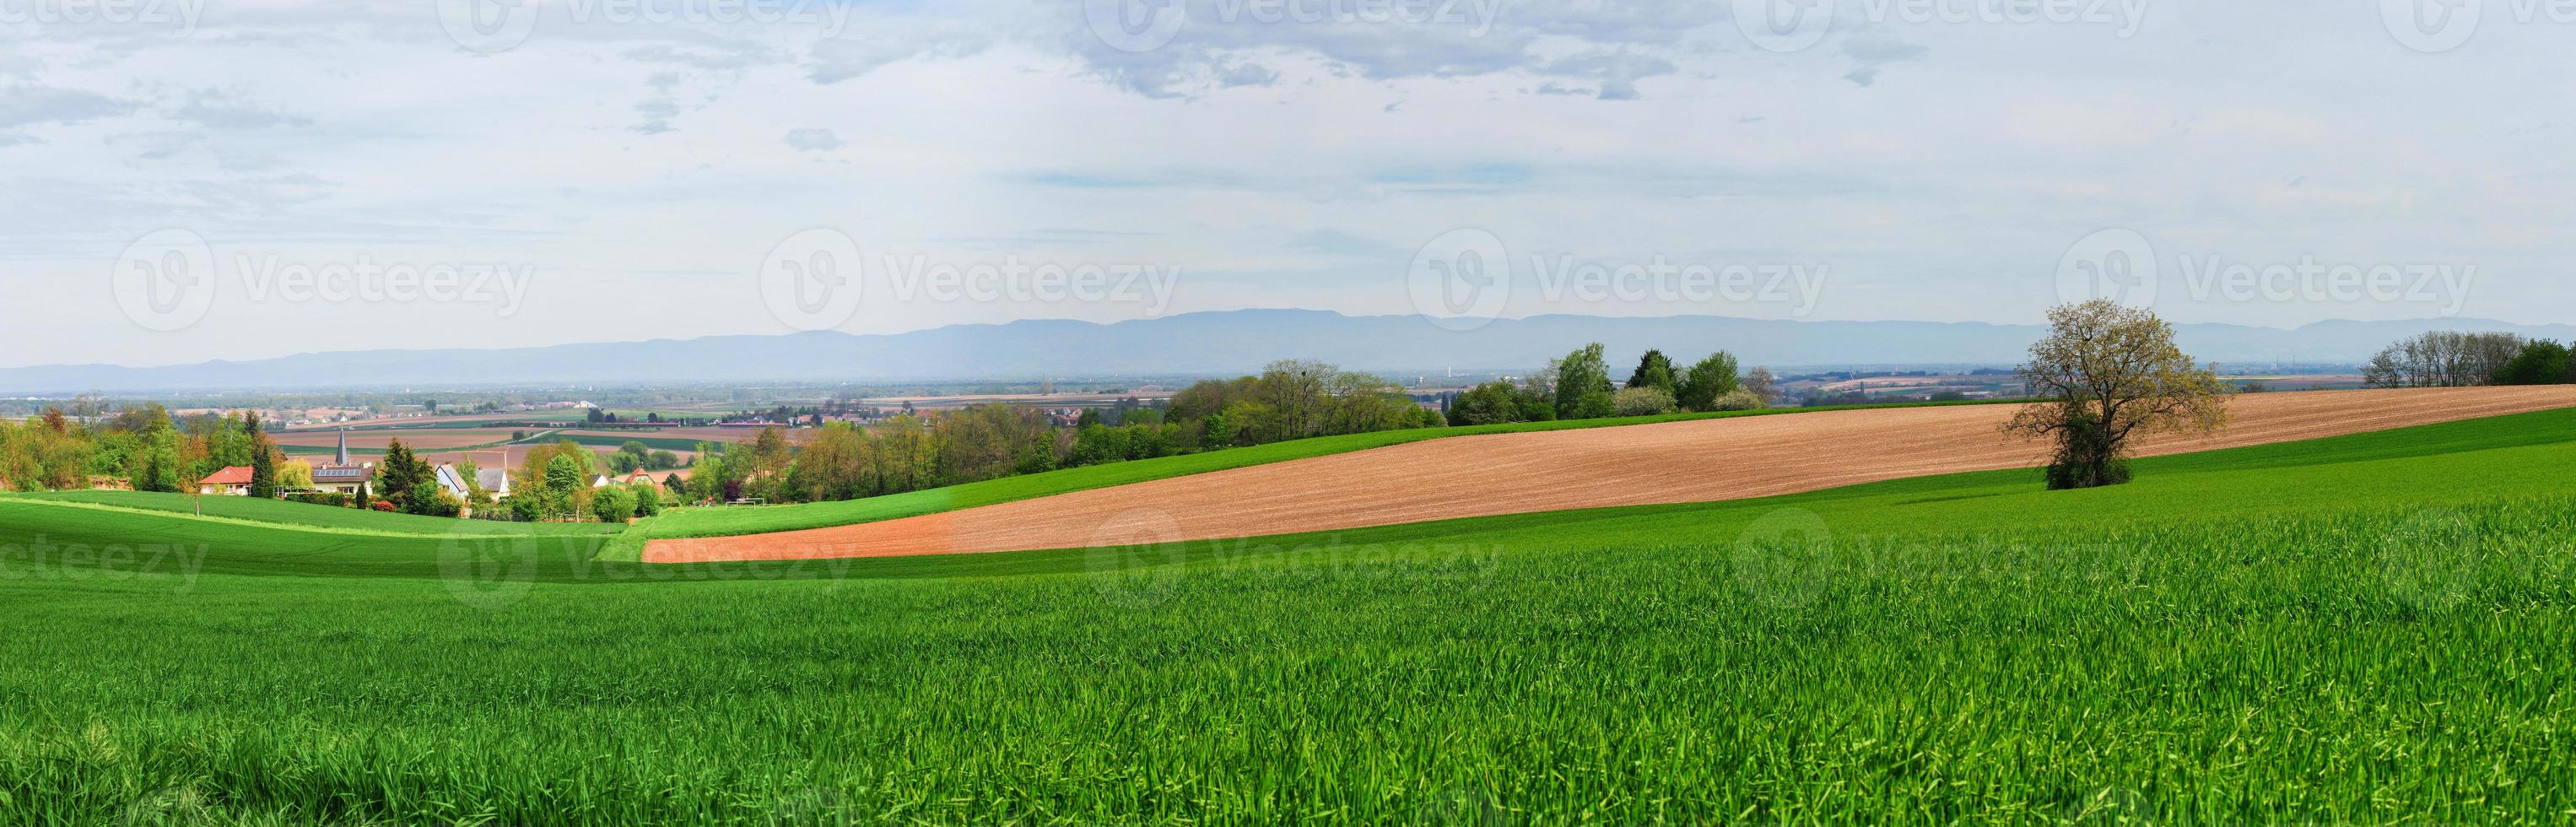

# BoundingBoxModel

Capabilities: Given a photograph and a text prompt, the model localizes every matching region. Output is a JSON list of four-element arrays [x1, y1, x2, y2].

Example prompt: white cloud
[[783, 127, 841, 152]]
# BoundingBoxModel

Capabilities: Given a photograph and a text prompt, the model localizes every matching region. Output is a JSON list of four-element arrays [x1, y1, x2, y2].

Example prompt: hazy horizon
[[8, 0, 2571, 370]]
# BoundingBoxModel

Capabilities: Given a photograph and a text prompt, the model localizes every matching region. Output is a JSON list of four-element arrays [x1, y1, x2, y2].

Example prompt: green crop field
[[2, 409, 2572, 824], [611, 399, 2015, 558], [1, 490, 623, 537]]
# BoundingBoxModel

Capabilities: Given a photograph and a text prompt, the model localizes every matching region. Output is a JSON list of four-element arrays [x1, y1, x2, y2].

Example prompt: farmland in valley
[[643, 386, 2576, 562], [3, 408, 2573, 823]]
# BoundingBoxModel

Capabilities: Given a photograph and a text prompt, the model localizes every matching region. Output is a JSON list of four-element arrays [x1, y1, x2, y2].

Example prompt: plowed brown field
[[646, 386, 2576, 564]]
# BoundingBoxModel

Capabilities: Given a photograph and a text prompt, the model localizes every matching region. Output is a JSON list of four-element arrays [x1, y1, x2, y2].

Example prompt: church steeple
[[336, 428, 349, 466]]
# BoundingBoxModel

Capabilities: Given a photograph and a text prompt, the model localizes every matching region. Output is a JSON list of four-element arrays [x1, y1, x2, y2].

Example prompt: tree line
[[2363, 332, 2576, 388], [664, 360, 1449, 507], [0, 405, 287, 496], [1447, 344, 1774, 426]]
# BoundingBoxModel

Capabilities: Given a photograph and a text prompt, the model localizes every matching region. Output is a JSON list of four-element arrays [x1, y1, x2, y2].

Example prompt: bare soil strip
[[645, 386, 2576, 564]]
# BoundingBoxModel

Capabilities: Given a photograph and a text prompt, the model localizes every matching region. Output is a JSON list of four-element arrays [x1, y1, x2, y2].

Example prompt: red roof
[[199, 466, 255, 485]]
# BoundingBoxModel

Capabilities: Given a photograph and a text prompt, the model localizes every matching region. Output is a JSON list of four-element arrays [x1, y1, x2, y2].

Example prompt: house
[[311, 428, 375, 495], [590, 474, 613, 489], [196, 466, 255, 496], [474, 468, 511, 497], [434, 464, 473, 500], [619, 469, 654, 486]]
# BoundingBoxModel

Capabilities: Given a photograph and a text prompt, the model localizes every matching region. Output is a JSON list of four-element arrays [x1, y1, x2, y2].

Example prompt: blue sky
[[3, 0, 2570, 367]]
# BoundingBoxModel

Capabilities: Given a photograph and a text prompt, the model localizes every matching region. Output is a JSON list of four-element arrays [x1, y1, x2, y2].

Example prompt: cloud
[[1535, 51, 1677, 100], [807, 32, 991, 84], [1841, 32, 1927, 88], [0, 85, 138, 131], [170, 89, 311, 129], [784, 128, 842, 152]]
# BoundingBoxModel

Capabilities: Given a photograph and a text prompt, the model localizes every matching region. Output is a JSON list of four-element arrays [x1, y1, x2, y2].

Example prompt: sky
[[3, 0, 2571, 368]]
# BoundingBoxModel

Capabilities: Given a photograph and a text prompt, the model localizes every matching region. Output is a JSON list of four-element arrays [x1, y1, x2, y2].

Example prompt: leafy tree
[[628, 481, 663, 518], [1627, 349, 1678, 397], [1675, 352, 1742, 411], [279, 459, 314, 489], [592, 485, 637, 523], [543, 454, 587, 520], [2492, 339, 2571, 386], [402, 484, 463, 518], [1448, 381, 1526, 426], [2004, 300, 2232, 490], [1553, 343, 1617, 420]]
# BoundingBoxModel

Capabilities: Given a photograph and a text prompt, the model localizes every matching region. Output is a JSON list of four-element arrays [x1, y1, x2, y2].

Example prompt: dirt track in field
[[645, 386, 2576, 564]]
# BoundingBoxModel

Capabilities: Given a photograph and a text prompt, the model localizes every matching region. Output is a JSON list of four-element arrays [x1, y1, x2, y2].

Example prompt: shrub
[[369, 500, 397, 512], [402, 486, 464, 518], [1708, 390, 1768, 412], [629, 482, 662, 518], [1613, 386, 1677, 417], [593, 486, 637, 523]]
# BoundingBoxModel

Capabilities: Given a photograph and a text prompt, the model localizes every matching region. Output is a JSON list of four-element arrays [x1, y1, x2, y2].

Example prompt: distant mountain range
[[9, 310, 2573, 393]]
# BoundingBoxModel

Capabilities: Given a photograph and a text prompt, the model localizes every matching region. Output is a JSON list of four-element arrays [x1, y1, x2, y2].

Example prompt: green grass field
[[2, 408, 2572, 823], [0, 490, 623, 537], [611, 400, 2015, 558]]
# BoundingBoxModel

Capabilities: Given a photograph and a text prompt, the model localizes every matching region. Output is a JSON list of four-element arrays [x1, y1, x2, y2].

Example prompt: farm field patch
[[647, 385, 2576, 562]]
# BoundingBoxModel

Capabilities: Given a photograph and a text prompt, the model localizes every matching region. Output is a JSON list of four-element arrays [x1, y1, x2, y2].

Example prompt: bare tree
[[2005, 300, 2233, 489], [2363, 331, 2527, 388]]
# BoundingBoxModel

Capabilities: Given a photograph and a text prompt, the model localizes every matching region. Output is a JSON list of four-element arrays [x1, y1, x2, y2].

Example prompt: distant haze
[[5, 310, 2570, 394]]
